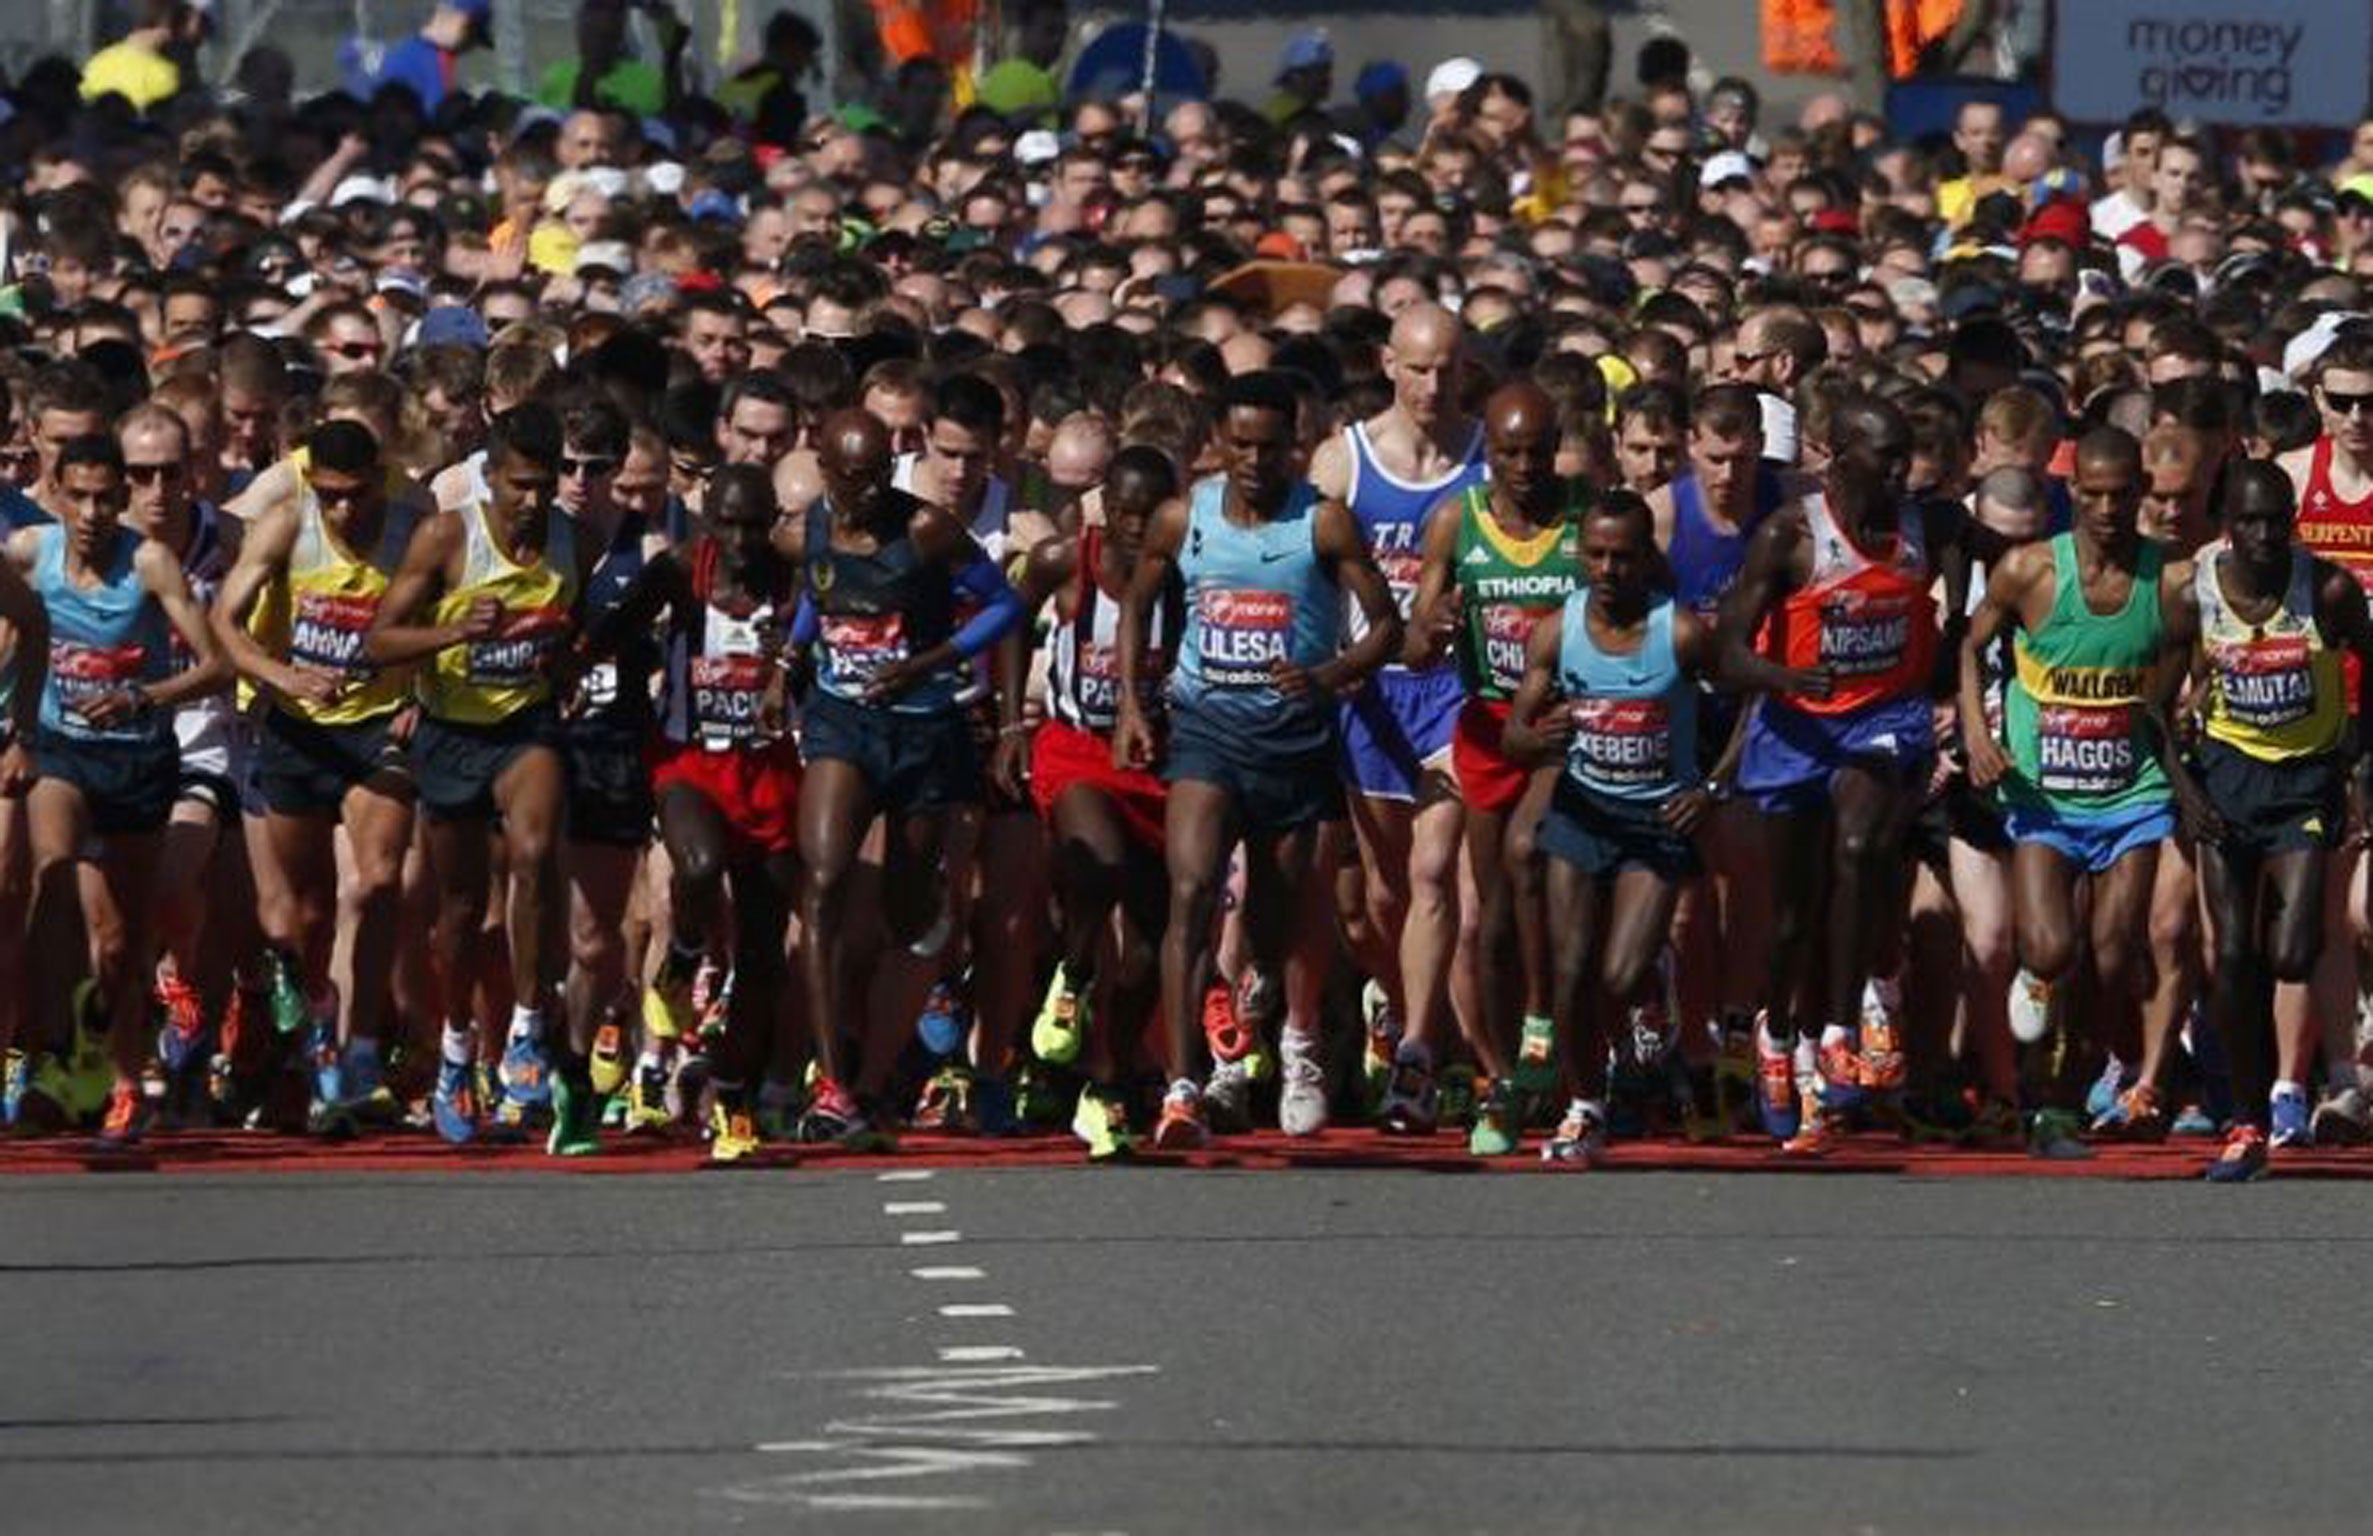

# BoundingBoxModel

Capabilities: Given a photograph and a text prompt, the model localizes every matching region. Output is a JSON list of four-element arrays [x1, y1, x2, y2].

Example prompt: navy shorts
[[1339, 665, 1462, 802], [1165, 712, 1342, 834], [412, 708, 561, 823], [563, 732, 655, 847], [35, 730, 178, 837], [1537, 777, 1702, 879], [2196, 739, 2344, 858], [799, 690, 979, 813], [1737, 695, 1933, 815], [256, 708, 412, 818]]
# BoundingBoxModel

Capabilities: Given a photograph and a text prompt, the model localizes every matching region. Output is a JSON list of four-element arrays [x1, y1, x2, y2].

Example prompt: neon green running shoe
[[1030, 963, 1090, 1066], [1071, 1083, 1134, 1161], [547, 1073, 601, 1157], [1469, 1078, 1522, 1157]]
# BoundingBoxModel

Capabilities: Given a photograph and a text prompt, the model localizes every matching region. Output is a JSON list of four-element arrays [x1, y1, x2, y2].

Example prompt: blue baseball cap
[[416, 305, 488, 351], [1278, 29, 1331, 78], [1355, 61, 1406, 100]]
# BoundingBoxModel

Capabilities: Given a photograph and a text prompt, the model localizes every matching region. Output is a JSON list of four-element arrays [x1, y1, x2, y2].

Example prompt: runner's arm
[[1956, 548, 2030, 790], [1403, 489, 1465, 667], [134, 538, 229, 709], [1113, 496, 1187, 770], [0, 550, 45, 746], [208, 493, 318, 699], [2153, 560, 2220, 842], [1714, 515, 1823, 696], [1499, 608, 1570, 765], [1313, 498, 1402, 692], [575, 547, 685, 662], [363, 512, 479, 666]]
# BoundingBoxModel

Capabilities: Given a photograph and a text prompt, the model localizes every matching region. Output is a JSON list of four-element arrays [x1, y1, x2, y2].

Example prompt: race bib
[[465, 604, 570, 688], [51, 638, 145, 724], [1571, 696, 1673, 790], [2035, 703, 2140, 796], [1482, 603, 1549, 695], [2215, 636, 2314, 730], [291, 590, 379, 677], [1196, 589, 1291, 688], [820, 609, 910, 691], [1818, 590, 1913, 678]]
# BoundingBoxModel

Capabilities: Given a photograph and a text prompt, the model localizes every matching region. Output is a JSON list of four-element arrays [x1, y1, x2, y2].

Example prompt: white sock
[[2273, 1078, 2307, 1102], [1820, 1023, 1850, 1050], [1282, 1023, 1320, 1056], [440, 1024, 472, 1068], [509, 1006, 544, 1046]]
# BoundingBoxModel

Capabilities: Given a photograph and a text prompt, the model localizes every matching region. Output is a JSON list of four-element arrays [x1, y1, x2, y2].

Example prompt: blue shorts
[[799, 690, 978, 814], [1339, 666, 1462, 802], [2005, 798, 2174, 874], [1736, 695, 1933, 815], [1537, 778, 1702, 879], [1166, 711, 1342, 834]]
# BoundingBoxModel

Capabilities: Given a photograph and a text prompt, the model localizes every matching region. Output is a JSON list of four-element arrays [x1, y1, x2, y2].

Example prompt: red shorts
[[1031, 718, 1167, 850], [1452, 699, 1529, 814], [649, 739, 803, 857]]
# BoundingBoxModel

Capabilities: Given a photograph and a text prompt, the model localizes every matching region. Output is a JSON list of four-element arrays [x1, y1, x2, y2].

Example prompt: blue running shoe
[[916, 977, 972, 1059], [2270, 1084, 2312, 1150], [498, 1031, 553, 1111], [432, 1058, 479, 1145], [1755, 1026, 1800, 1142], [306, 1019, 342, 1107], [2085, 1055, 2128, 1122]]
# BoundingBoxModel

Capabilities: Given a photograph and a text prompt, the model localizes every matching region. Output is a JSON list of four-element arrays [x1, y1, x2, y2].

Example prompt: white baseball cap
[[1425, 57, 1482, 101], [1700, 151, 1759, 189]]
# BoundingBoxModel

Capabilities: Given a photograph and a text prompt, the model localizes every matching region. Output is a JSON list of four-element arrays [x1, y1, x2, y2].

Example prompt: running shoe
[[1815, 1030, 1866, 1111], [5, 1050, 71, 1132], [1755, 1022, 1800, 1142], [2084, 1055, 2129, 1123], [1278, 1035, 1327, 1138], [2204, 1123, 2269, 1183], [547, 1072, 601, 1157], [642, 972, 695, 1045], [2007, 968, 2052, 1044], [2169, 1102, 2220, 1138], [1030, 964, 1089, 1066], [1152, 1083, 1210, 1151], [498, 1030, 553, 1112], [1360, 980, 1399, 1114], [63, 986, 114, 1122], [1202, 980, 1251, 1063], [263, 950, 308, 1036], [1008, 1059, 1067, 1128], [916, 976, 972, 1059], [1468, 1078, 1521, 1157], [709, 1086, 762, 1165], [912, 1062, 979, 1134], [1514, 1014, 1557, 1095], [799, 1075, 890, 1148], [305, 1018, 343, 1116], [1780, 1090, 1834, 1157], [154, 973, 208, 1078], [1072, 1083, 1134, 1161], [431, 1057, 479, 1145], [2270, 1084, 2312, 1150], [1542, 1099, 1607, 1166], [1711, 1012, 1757, 1135], [589, 1022, 629, 1098], [1378, 1046, 1439, 1136], [2311, 1086, 2372, 1146], [1203, 1057, 1253, 1133], [2092, 1081, 2167, 1141], [1859, 1019, 1906, 1094], [1437, 1063, 1478, 1129], [2027, 1107, 2094, 1160], [94, 1081, 148, 1151], [625, 1052, 673, 1134]]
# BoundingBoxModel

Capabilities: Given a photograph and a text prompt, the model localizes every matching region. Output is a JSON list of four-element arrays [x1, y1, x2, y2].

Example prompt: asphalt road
[[6, 1166, 2369, 1534]]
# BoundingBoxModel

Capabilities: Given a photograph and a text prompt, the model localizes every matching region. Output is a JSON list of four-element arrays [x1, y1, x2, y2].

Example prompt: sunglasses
[[2323, 389, 2373, 417], [329, 340, 381, 360], [125, 462, 184, 484], [560, 455, 619, 479]]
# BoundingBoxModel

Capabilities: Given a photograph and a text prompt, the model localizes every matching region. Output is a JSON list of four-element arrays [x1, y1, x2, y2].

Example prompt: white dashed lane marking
[[882, 1200, 946, 1215], [938, 1345, 1025, 1362], [911, 1266, 984, 1280], [900, 1230, 961, 1246], [939, 1303, 1015, 1318], [875, 1169, 935, 1182]]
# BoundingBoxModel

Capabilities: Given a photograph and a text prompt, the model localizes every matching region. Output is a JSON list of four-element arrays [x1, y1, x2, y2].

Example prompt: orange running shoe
[[1152, 1086, 1210, 1150], [1859, 1020, 1905, 1093], [1202, 982, 1250, 1063]]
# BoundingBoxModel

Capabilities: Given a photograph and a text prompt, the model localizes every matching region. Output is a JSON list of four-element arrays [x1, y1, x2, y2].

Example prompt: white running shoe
[[1279, 1036, 1328, 1138]]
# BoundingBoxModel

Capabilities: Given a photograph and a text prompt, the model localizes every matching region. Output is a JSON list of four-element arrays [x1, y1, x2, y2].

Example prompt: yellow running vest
[[420, 498, 578, 725], [2196, 547, 2345, 761], [248, 450, 421, 724]]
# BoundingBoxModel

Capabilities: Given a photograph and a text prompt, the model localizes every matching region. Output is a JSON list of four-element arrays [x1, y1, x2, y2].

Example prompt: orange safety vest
[[871, 0, 979, 65], [1762, 0, 1841, 75]]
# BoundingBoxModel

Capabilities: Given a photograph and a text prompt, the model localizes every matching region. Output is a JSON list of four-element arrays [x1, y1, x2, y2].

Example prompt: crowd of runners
[[11, 1, 2373, 1181]]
